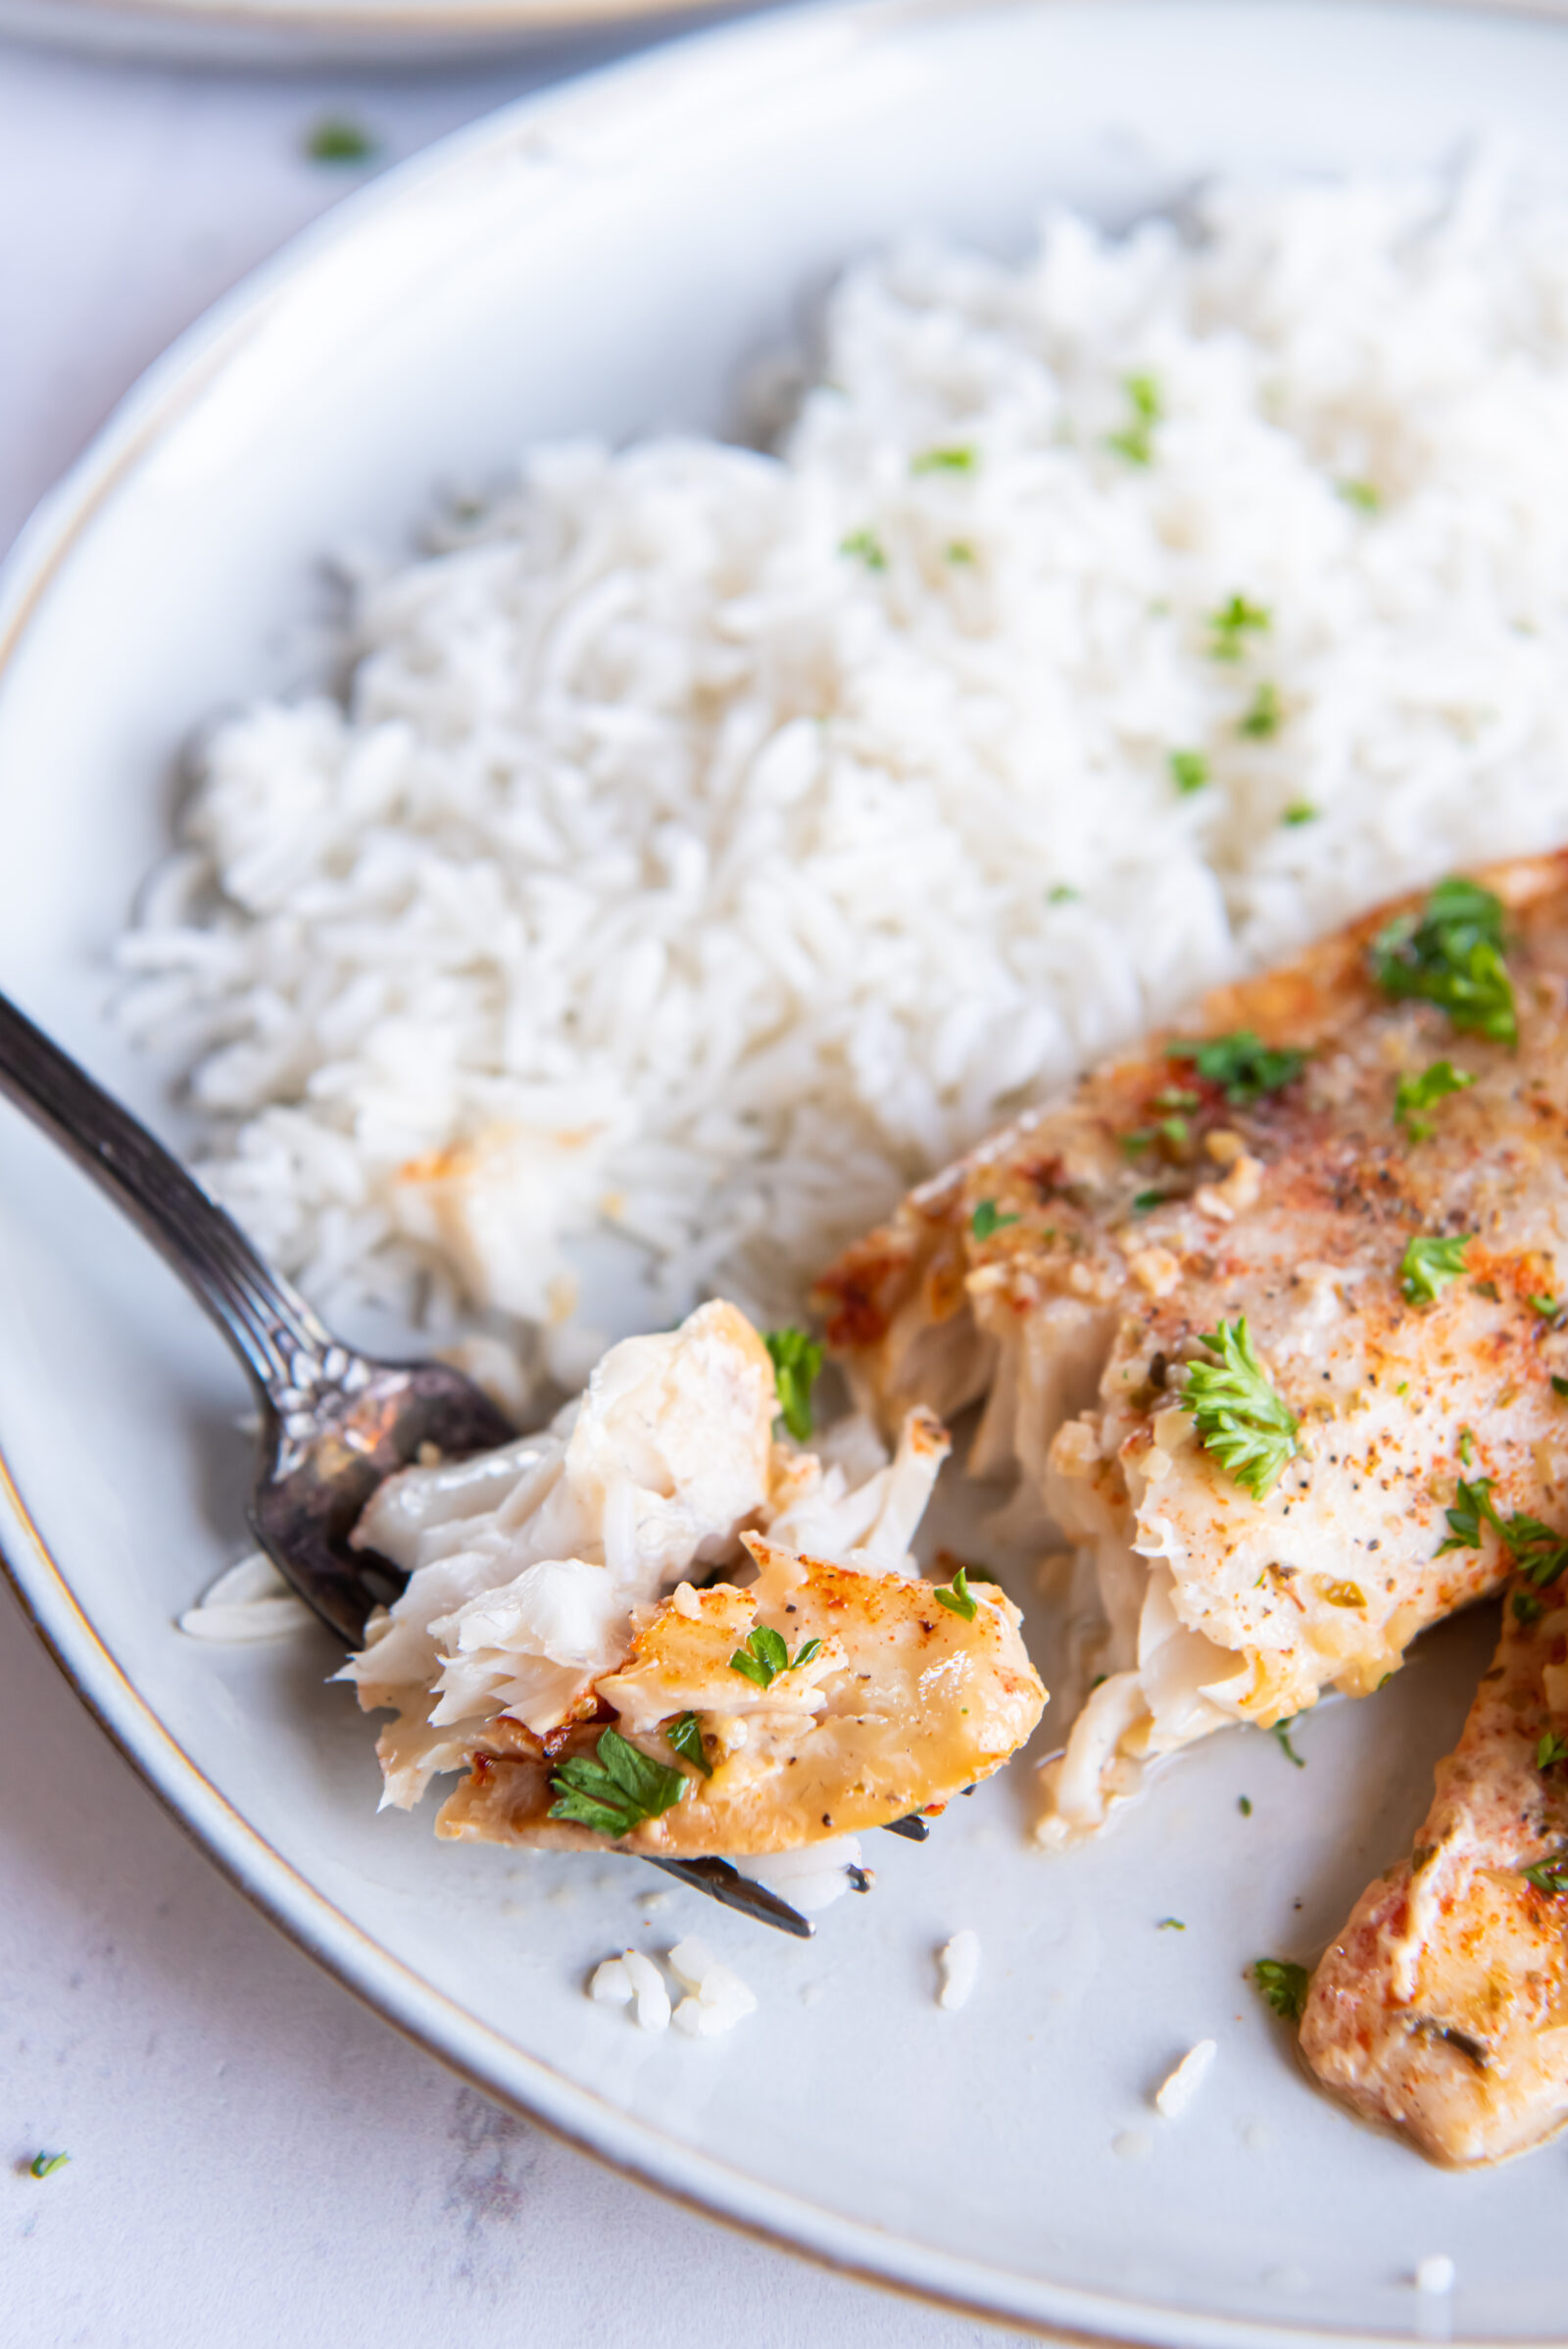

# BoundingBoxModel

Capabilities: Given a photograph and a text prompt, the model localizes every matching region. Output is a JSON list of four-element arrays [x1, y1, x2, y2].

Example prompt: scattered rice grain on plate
[[938, 1929, 982, 2010], [590, 1949, 670, 2032], [177, 1552, 315, 1642], [667, 1936, 759, 2038], [1154, 2038, 1217, 2118], [120, 155, 1568, 1388]]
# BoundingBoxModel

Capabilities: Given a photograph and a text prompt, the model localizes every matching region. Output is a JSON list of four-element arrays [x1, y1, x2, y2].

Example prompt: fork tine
[[639, 1854, 814, 1938]]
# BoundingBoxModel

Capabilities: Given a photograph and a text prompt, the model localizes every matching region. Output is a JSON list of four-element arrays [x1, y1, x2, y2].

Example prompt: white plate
[[3, 3, 1568, 2338], [0, 0, 735, 68]]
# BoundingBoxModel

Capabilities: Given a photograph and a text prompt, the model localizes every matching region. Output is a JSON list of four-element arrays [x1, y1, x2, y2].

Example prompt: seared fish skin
[[815, 856, 1568, 1835], [1301, 1576, 1568, 2169]]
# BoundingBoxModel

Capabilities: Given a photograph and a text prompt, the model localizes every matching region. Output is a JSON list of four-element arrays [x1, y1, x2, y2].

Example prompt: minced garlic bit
[[937, 1928, 982, 2010], [1154, 2037, 1216, 2118]]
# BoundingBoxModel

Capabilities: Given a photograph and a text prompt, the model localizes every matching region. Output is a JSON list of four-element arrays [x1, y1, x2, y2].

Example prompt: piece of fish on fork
[[814, 856, 1568, 1841]]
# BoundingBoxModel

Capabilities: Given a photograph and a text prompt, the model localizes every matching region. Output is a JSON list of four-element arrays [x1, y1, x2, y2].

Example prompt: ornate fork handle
[[0, 988, 332, 1407]]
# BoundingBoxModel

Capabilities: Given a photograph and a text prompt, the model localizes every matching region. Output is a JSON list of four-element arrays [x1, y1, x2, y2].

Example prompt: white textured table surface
[[0, 36, 1032, 2349]]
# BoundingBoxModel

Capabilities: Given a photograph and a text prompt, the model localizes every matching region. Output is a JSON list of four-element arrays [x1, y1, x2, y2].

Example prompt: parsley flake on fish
[[1338, 478, 1381, 513], [1371, 876, 1517, 1046], [1395, 1058, 1475, 1141], [1538, 1732, 1568, 1772], [934, 1565, 980, 1621], [27, 2152, 69, 2179], [1253, 1958, 1310, 2021], [1400, 1232, 1474, 1304], [1522, 1850, 1568, 1896], [971, 1199, 1020, 1241], [1180, 1317, 1300, 1500], [548, 1729, 689, 1837], [764, 1327, 823, 1442], [729, 1624, 823, 1690], [1164, 1029, 1305, 1105], [1439, 1475, 1500, 1553], [664, 1712, 712, 1777], [912, 445, 977, 474]]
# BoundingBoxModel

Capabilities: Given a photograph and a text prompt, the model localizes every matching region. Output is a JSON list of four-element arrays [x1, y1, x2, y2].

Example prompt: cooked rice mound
[[123, 157, 1568, 1387]]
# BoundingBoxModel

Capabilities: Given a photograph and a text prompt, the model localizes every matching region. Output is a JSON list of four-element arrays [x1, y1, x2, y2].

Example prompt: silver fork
[[0, 986, 816, 1937]]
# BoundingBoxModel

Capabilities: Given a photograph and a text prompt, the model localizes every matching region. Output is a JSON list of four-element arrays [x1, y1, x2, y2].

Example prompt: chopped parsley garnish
[[1439, 1476, 1568, 1590], [1207, 594, 1271, 661], [1157, 1917, 1186, 1931], [729, 1624, 823, 1690], [1282, 802, 1318, 827], [1532, 1295, 1561, 1319], [912, 444, 977, 474], [1048, 882, 1079, 903], [934, 1566, 979, 1621], [1180, 1317, 1300, 1500], [1252, 1958, 1310, 2022], [946, 540, 976, 564], [1239, 681, 1282, 739], [1516, 1590, 1544, 1625], [1538, 1732, 1568, 1772], [27, 2152, 69, 2179], [1132, 1190, 1168, 1214], [1106, 371, 1162, 465], [664, 1712, 711, 1777], [304, 116, 378, 165], [1522, 1849, 1568, 1896], [548, 1729, 688, 1838], [1395, 1058, 1474, 1141], [1399, 1232, 1474, 1305], [1439, 1475, 1498, 1554], [839, 527, 888, 570], [1169, 749, 1208, 795], [1164, 1029, 1306, 1106], [1338, 478, 1381, 514], [764, 1327, 823, 1442], [1369, 876, 1517, 1046], [1458, 1428, 1475, 1466], [1270, 1717, 1306, 1768], [1238, 1794, 1252, 1816], [1553, 1376, 1568, 1399], [971, 1198, 1020, 1242]]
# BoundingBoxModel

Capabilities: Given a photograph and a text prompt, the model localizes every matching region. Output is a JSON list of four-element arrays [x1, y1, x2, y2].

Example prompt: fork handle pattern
[[0, 988, 333, 1405]]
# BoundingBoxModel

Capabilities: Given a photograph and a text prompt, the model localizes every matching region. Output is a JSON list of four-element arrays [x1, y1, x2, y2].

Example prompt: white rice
[[588, 1939, 757, 2037], [1153, 2037, 1216, 2118], [937, 1928, 982, 2011], [177, 1551, 315, 1642], [121, 154, 1568, 1384]]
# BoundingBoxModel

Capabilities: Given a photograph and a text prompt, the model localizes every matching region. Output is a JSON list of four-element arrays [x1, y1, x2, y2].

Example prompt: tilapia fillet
[[814, 855, 1568, 1839], [1301, 1573, 1568, 2168]]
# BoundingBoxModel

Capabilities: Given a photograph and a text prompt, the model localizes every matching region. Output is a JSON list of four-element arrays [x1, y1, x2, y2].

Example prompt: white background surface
[[0, 31, 1033, 2348]]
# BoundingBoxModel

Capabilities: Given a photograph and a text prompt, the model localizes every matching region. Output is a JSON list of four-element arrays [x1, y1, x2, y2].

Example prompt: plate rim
[[4, 2, 1568, 2337]]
